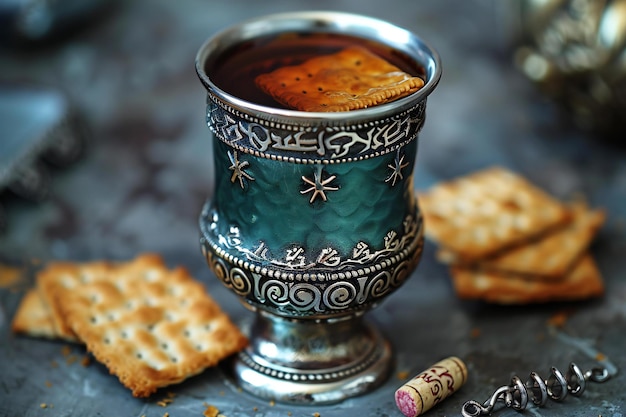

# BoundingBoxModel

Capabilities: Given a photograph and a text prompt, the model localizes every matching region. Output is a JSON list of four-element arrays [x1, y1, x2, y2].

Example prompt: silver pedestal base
[[223, 311, 393, 404]]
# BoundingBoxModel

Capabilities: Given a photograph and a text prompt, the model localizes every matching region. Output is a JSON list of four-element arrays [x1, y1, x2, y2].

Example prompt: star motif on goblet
[[385, 152, 409, 186], [301, 167, 339, 203], [228, 150, 254, 189]]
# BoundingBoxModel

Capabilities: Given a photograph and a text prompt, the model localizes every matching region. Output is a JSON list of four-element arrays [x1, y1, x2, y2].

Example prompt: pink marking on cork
[[395, 389, 417, 417]]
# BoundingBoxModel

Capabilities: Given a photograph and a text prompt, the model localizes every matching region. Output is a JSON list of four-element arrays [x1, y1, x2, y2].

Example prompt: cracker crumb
[[313, 413, 321, 417], [0, 264, 24, 292], [547, 311, 570, 328], [203, 404, 219, 417], [163, 413, 169, 417], [157, 393, 175, 407], [66, 355, 79, 365], [45, 380, 52, 388], [396, 370, 409, 380], [0, 264, 23, 288], [81, 356, 91, 367], [269, 400, 275, 406], [596, 352, 607, 361], [253, 406, 258, 411], [61, 345, 72, 356], [40, 403, 47, 409]]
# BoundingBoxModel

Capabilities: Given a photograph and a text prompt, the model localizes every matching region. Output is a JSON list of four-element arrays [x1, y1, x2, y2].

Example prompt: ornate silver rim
[[207, 96, 426, 163]]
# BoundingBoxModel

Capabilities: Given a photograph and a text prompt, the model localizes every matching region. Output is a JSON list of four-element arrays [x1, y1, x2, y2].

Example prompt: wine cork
[[395, 356, 468, 417]]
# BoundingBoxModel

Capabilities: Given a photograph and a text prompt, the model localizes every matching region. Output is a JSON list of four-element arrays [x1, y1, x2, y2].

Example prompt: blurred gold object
[[516, 0, 626, 138]]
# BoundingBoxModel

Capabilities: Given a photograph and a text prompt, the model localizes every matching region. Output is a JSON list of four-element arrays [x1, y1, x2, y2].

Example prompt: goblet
[[196, 11, 441, 404]]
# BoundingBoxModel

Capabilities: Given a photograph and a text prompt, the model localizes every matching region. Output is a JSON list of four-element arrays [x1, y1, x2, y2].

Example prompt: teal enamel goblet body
[[196, 11, 441, 404]]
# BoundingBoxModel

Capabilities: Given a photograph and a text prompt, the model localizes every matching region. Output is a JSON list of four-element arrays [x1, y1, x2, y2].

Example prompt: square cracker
[[437, 202, 606, 279], [255, 46, 424, 112], [418, 167, 571, 262], [449, 253, 604, 304], [11, 288, 78, 342], [37, 260, 111, 341], [37, 253, 248, 397]]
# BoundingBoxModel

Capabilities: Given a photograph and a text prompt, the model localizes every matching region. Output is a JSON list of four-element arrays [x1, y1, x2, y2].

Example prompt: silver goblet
[[196, 11, 441, 404]]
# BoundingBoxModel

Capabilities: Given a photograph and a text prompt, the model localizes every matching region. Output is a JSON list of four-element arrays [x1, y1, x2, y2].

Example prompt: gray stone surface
[[1, 1, 624, 416]]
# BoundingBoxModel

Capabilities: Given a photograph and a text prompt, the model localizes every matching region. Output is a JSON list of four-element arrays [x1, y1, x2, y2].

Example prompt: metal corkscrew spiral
[[461, 362, 612, 417]]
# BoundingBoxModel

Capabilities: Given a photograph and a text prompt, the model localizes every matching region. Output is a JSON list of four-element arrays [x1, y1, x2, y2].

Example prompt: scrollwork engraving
[[200, 207, 424, 315]]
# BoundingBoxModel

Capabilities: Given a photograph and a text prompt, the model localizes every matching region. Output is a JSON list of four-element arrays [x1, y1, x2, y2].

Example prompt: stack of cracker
[[11, 253, 247, 397], [418, 167, 606, 304]]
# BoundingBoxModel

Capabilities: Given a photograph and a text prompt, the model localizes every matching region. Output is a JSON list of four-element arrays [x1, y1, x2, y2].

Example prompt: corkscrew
[[461, 362, 612, 416], [460, 324, 620, 416]]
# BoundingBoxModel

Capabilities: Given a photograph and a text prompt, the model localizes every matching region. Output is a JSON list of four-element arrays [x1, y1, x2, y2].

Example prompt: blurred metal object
[[0, 0, 110, 43], [515, 0, 626, 139], [0, 87, 86, 231]]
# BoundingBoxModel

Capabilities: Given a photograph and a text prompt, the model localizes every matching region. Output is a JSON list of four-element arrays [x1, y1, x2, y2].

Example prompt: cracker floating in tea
[[255, 46, 424, 112]]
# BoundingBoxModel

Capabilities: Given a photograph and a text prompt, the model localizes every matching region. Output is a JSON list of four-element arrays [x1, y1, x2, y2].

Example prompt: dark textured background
[[1, 1, 625, 416]]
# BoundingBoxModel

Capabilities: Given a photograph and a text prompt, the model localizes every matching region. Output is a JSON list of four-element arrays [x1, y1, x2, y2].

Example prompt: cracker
[[11, 289, 77, 342], [449, 253, 604, 304], [418, 167, 571, 262], [437, 202, 606, 279], [37, 260, 111, 341], [255, 46, 424, 112], [38, 254, 247, 397]]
